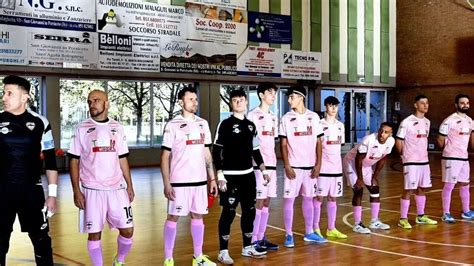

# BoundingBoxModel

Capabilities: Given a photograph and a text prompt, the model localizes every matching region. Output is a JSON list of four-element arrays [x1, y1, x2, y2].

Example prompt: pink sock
[[283, 198, 295, 235], [252, 208, 262, 242], [117, 235, 133, 262], [327, 201, 337, 230], [191, 219, 204, 257], [302, 197, 314, 234], [442, 183, 455, 214], [257, 207, 269, 240], [87, 240, 102, 266], [460, 185, 471, 213], [313, 199, 322, 230], [371, 202, 380, 221], [415, 195, 426, 215], [353, 206, 362, 224], [400, 198, 410, 219], [164, 220, 177, 259]]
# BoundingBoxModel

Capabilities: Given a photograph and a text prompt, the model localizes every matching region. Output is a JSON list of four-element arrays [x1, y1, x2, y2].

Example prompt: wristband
[[48, 184, 58, 197], [262, 170, 269, 176]]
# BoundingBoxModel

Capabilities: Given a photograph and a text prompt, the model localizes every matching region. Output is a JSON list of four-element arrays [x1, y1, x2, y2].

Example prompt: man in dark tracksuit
[[213, 89, 270, 265], [0, 75, 58, 266]]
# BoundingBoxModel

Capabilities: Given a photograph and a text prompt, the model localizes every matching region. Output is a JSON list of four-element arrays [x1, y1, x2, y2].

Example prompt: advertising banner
[[281, 50, 322, 80], [160, 39, 236, 75], [0, 25, 27, 65], [0, 0, 96, 32], [185, 1, 247, 44], [237, 46, 281, 77], [248, 11, 291, 44]]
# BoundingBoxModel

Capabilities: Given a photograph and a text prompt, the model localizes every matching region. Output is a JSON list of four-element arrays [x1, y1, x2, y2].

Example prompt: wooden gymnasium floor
[[6, 153, 474, 265]]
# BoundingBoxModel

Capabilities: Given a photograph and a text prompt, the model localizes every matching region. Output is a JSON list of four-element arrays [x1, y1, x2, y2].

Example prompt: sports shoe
[[253, 240, 267, 252], [284, 234, 294, 248], [369, 219, 391, 230], [314, 229, 323, 238], [113, 256, 125, 266], [398, 219, 412, 229], [442, 213, 456, 224], [241, 245, 267, 258], [461, 210, 474, 220], [353, 223, 371, 234], [416, 215, 438, 225], [193, 254, 216, 266], [326, 228, 348, 239], [163, 258, 174, 266], [217, 250, 234, 265], [260, 237, 279, 251], [304, 232, 328, 243]]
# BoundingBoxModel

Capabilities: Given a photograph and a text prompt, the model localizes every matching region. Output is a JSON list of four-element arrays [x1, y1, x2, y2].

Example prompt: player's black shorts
[[0, 183, 49, 233], [219, 172, 257, 208]]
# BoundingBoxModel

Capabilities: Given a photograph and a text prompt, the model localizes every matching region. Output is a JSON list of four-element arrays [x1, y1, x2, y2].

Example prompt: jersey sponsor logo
[[232, 124, 241, 134], [0, 127, 10, 134], [327, 136, 342, 145], [294, 126, 313, 136], [86, 127, 96, 133], [26, 122, 35, 131], [416, 130, 428, 138], [92, 139, 116, 152], [185, 133, 205, 145], [368, 153, 383, 160], [261, 130, 274, 136]]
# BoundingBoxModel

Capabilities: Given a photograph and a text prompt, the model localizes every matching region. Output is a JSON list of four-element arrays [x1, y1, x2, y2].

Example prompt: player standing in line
[[343, 122, 395, 233], [161, 86, 218, 266], [313, 96, 347, 239], [280, 85, 327, 248], [437, 94, 474, 223], [68, 90, 134, 266], [247, 82, 279, 251], [213, 89, 270, 264], [396, 95, 438, 229], [0, 75, 58, 266]]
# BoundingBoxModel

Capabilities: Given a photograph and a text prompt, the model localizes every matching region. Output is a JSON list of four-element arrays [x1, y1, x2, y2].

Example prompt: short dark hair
[[379, 122, 394, 131], [177, 85, 197, 100], [2, 75, 30, 93], [414, 94, 428, 103], [229, 89, 247, 100], [455, 94, 469, 104], [324, 96, 340, 106], [257, 82, 277, 96]]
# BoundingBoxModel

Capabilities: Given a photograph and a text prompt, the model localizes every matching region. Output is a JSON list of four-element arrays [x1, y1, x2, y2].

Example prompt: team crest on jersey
[[86, 127, 96, 134], [26, 122, 35, 131], [1, 127, 9, 134], [0, 122, 9, 127], [228, 197, 235, 204], [180, 124, 187, 128], [248, 125, 253, 131]]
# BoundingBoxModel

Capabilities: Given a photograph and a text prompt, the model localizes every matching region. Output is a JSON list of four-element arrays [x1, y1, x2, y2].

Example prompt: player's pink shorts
[[80, 188, 133, 233], [442, 160, 470, 184], [343, 159, 374, 187], [283, 168, 317, 198], [255, 169, 277, 199], [403, 164, 432, 190], [168, 185, 208, 216], [316, 176, 344, 197]]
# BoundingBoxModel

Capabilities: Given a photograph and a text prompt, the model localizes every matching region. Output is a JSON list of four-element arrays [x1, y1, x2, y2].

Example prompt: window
[[59, 79, 190, 149]]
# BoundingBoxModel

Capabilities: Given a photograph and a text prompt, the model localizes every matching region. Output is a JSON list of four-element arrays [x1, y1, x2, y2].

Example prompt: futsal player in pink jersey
[[343, 122, 395, 234], [247, 82, 279, 251], [396, 95, 437, 229], [280, 85, 327, 247], [68, 90, 134, 266], [437, 94, 474, 223], [161, 86, 218, 266], [313, 96, 347, 239]]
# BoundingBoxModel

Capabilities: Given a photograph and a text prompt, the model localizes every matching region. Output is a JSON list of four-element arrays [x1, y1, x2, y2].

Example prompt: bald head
[[87, 90, 109, 121]]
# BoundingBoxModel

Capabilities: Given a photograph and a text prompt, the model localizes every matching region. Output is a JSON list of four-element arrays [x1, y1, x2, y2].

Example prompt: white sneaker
[[241, 245, 267, 258], [217, 250, 234, 265], [369, 219, 390, 230], [353, 223, 371, 234]]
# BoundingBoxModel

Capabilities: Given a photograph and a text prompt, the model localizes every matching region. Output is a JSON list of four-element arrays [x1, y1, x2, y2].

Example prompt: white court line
[[376, 208, 474, 224], [339, 189, 443, 206], [342, 212, 474, 248], [235, 213, 466, 265]]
